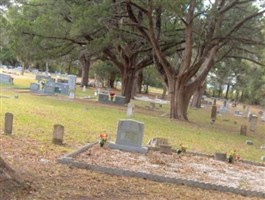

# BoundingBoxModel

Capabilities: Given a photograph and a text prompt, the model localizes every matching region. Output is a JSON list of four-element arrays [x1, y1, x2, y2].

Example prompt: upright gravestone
[[98, 93, 109, 103], [0, 74, 13, 84], [68, 75, 77, 99], [114, 95, 125, 105], [246, 107, 250, 118], [109, 119, 147, 153], [44, 86, 55, 95], [126, 103, 135, 117], [4, 112, 13, 134], [250, 115, 258, 132], [240, 125, 247, 136], [211, 105, 217, 122], [30, 83, 40, 92], [52, 124, 64, 145]]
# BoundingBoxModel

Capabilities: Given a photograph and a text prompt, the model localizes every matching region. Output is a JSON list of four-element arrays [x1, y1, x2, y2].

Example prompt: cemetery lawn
[[1, 78, 265, 199]]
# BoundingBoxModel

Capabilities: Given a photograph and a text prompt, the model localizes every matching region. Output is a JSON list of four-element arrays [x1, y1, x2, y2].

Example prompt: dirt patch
[[0, 135, 263, 200]]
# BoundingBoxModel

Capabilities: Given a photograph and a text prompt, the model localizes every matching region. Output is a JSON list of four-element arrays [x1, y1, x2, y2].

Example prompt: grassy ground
[[0, 73, 265, 199], [1, 74, 264, 161]]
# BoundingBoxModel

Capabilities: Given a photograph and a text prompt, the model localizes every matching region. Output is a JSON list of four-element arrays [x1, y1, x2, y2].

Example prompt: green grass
[[1, 73, 265, 162]]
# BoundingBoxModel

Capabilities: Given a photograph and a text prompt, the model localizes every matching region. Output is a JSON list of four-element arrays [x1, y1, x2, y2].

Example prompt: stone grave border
[[57, 142, 265, 198]]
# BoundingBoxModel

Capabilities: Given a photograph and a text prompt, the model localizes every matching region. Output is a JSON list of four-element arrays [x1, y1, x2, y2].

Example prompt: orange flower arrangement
[[99, 133, 108, 147]]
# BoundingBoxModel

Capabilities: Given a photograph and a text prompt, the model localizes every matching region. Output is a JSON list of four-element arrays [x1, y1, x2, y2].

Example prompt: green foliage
[[91, 60, 120, 86]]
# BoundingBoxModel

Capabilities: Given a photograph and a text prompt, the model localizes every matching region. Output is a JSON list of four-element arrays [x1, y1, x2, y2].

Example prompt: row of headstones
[[4, 112, 265, 161], [0, 73, 13, 84], [30, 74, 77, 97], [3, 112, 65, 145], [98, 93, 126, 105], [3, 112, 146, 152]]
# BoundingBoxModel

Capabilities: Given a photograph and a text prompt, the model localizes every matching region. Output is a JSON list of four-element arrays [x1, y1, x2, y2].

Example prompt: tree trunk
[[121, 68, 136, 103], [20, 61, 26, 76], [137, 70, 143, 94], [131, 71, 139, 98], [225, 83, 230, 99], [218, 85, 223, 97], [191, 82, 206, 108], [174, 81, 189, 120], [79, 53, 90, 87], [108, 72, 116, 88]]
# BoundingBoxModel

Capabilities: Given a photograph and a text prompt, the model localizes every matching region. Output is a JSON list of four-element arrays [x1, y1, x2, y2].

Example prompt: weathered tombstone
[[246, 140, 253, 145], [147, 138, 169, 151], [0, 74, 13, 84], [159, 145, 172, 154], [109, 119, 147, 153], [114, 95, 125, 105], [29, 83, 40, 92], [147, 137, 169, 147], [98, 93, 109, 103], [44, 86, 55, 95], [55, 83, 69, 94], [82, 86, 86, 92], [245, 107, 250, 117], [247, 112, 252, 121], [211, 105, 217, 122], [240, 125, 247, 136], [126, 103, 135, 117], [68, 75, 77, 99], [214, 152, 227, 162], [4, 112, 13, 134], [52, 124, 64, 145], [249, 115, 258, 131]]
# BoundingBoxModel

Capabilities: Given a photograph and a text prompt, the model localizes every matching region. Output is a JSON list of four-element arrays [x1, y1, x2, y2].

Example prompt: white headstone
[[68, 75, 77, 99], [82, 86, 86, 92], [126, 103, 135, 117]]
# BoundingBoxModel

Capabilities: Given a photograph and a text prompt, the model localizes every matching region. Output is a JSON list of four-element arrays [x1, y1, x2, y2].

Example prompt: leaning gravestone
[[4, 112, 13, 134], [109, 119, 148, 153]]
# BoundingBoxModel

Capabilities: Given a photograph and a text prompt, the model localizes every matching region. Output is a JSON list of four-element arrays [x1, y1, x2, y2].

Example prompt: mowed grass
[[1, 73, 265, 162]]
